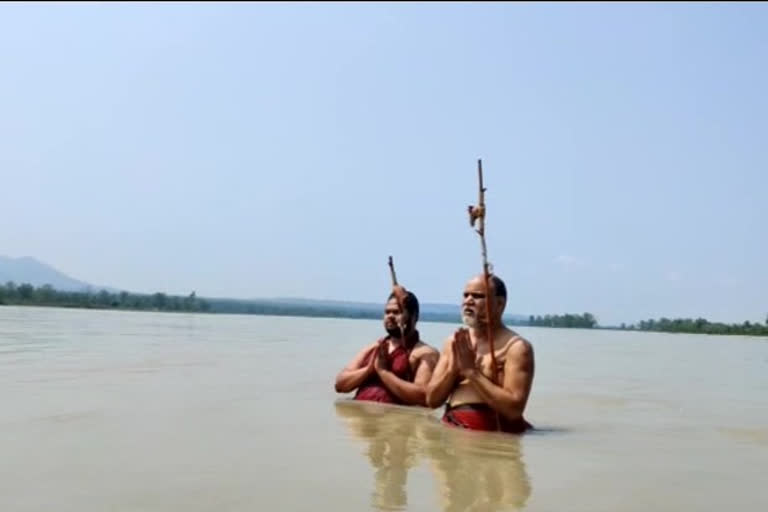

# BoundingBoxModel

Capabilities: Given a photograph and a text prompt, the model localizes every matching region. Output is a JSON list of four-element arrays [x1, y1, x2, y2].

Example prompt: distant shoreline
[[1, 283, 765, 337], [0, 298, 491, 325], [3, 303, 767, 338]]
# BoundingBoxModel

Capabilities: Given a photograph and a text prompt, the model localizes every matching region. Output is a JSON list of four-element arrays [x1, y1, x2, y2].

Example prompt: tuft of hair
[[388, 290, 419, 322], [490, 274, 507, 299]]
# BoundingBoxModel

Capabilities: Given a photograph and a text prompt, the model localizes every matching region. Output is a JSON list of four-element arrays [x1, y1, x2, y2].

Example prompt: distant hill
[[0, 256, 109, 292]]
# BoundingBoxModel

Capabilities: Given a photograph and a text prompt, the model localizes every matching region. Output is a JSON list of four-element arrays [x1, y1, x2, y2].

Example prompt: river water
[[1, 306, 766, 511]]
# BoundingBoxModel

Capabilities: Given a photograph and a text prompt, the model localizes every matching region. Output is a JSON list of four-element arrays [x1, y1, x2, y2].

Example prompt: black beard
[[386, 324, 412, 338]]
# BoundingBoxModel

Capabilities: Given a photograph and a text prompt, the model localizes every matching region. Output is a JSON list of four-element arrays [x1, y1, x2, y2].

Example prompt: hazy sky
[[1, 3, 766, 325]]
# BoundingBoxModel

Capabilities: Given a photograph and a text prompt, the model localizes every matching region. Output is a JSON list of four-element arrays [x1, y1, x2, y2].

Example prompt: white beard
[[462, 314, 481, 328]]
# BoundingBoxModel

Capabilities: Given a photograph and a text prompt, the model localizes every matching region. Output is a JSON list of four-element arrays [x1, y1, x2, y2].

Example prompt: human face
[[384, 297, 410, 337], [461, 276, 502, 328]]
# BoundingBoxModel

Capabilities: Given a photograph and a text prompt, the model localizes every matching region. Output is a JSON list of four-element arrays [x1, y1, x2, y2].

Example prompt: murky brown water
[[1, 306, 766, 511]]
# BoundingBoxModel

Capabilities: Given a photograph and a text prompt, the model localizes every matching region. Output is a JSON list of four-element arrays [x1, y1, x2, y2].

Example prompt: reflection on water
[[334, 401, 531, 512], [335, 401, 423, 510]]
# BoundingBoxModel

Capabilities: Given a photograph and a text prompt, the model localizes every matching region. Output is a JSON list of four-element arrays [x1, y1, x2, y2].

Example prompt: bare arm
[[334, 343, 378, 393], [461, 339, 534, 421], [377, 348, 438, 406], [425, 337, 459, 409]]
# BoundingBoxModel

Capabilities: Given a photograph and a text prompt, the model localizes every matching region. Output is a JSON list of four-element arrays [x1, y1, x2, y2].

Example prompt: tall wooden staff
[[388, 255, 408, 341], [467, 159, 500, 385]]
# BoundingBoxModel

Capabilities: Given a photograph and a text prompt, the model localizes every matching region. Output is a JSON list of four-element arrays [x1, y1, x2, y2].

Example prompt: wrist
[[460, 367, 479, 380]]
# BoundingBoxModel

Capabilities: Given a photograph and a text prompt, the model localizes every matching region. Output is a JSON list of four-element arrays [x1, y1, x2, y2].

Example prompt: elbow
[[497, 397, 526, 420], [424, 386, 441, 409], [334, 376, 349, 393], [413, 389, 429, 408], [335, 382, 352, 394]]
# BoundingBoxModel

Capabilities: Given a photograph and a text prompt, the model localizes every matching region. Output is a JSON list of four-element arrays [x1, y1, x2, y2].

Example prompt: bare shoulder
[[413, 341, 440, 358], [503, 331, 534, 364]]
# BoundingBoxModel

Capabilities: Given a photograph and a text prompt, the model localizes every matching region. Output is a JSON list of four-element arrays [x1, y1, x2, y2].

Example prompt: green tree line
[[0, 282, 209, 312], [620, 317, 768, 336], [0, 281, 588, 327], [527, 313, 597, 328], [4, 282, 762, 336]]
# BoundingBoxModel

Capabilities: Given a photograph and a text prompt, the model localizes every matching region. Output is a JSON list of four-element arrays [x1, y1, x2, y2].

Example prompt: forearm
[[425, 369, 457, 409], [377, 370, 427, 406], [335, 367, 371, 393], [464, 369, 525, 419]]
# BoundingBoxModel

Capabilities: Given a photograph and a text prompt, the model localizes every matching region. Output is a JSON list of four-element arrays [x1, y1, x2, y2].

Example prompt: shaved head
[[461, 274, 507, 327], [465, 274, 506, 299]]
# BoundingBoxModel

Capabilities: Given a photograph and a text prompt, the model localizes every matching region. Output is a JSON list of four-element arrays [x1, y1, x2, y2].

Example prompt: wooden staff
[[388, 255, 408, 341], [467, 159, 500, 385]]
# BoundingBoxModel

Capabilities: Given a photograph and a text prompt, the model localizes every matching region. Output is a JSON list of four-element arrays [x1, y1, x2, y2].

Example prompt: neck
[[389, 328, 418, 346], [468, 321, 501, 342]]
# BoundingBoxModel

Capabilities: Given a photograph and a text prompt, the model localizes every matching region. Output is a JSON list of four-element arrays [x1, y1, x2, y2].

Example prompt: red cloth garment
[[354, 332, 418, 404], [442, 404, 533, 434]]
